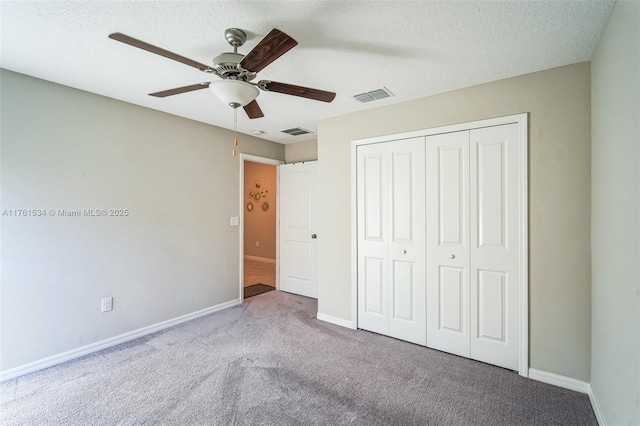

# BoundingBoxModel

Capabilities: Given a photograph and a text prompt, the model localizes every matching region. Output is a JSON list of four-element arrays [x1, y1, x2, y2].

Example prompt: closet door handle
[[311, 234, 317, 239], [402, 250, 407, 254], [449, 254, 456, 259]]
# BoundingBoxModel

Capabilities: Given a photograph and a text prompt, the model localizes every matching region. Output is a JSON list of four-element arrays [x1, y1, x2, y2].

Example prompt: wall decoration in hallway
[[247, 179, 269, 212]]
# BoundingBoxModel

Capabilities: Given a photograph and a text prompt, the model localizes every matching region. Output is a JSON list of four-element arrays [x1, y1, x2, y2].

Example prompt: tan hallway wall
[[243, 161, 277, 260]]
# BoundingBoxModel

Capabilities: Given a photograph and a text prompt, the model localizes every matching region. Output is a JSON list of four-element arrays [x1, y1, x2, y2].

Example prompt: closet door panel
[[426, 131, 471, 357], [392, 260, 414, 321], [357, 143, 389, 334], [477, 141, 506, 248], [364, 257, 385, 315], [388, 138, 426, 345], [470, 123, 520, 370], [364, 155, 385, 242], [477, 269, 507, 341], [439, 266, 465, 332]]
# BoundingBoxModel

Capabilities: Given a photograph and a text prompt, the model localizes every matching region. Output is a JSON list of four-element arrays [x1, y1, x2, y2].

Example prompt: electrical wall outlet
[[256, 241, 259, 247], [101, 297, 113, 312]]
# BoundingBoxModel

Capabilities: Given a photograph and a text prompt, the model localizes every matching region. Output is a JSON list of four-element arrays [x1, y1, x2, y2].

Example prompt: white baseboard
[[528, 368, 591, 393], [529, 368, 606, 425], [588, 386, 607, 426], [0, 298, 241, 382], [316, 312, 356, 329], [243, 255, 276, 264]]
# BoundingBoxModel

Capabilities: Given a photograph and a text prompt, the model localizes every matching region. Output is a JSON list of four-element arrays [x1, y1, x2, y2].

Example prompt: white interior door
[[279, 162, 318, 298], [469, 124, 520, 370], [426, 131, 471, 357], [357, 137, 426, 345]]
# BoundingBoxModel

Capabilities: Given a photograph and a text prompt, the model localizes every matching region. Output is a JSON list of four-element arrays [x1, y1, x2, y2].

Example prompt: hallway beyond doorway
[[243, 258, 275, 288]]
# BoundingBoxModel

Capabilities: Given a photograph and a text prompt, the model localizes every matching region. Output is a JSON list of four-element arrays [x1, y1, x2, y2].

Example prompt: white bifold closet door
[[426, 123, 520, 370], [357, 137, 426, 345]]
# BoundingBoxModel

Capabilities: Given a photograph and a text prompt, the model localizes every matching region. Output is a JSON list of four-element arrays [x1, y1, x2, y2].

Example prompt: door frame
[[350, 113, 529, 376], [239, 154, 284, 301]]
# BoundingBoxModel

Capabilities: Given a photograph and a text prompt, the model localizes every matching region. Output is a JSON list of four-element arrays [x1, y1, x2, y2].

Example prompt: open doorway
[[240, 155, 282, 300]]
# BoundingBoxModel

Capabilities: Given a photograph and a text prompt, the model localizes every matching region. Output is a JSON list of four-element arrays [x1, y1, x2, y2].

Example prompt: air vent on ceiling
[[353, 87, 394, 103], [281, 127, 313, 136]]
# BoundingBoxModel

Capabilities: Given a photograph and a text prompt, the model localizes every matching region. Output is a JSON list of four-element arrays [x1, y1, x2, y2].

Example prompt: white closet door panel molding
[[364, 154, 385, 241]]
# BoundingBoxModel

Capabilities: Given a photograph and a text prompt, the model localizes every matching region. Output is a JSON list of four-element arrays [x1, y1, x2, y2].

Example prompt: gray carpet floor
[[1, 291, 596, 425]]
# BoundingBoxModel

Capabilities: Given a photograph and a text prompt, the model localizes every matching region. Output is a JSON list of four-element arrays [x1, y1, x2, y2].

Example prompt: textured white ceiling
[[0, 1, 614, 144]]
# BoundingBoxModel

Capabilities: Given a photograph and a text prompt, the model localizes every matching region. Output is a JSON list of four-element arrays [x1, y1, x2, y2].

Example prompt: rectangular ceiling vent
[[281, 127, 313, 136], [353, 87, 394, 103]]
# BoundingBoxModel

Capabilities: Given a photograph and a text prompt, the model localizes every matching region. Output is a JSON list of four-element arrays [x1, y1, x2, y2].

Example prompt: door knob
[[402, 250, 407, 254], [449, 254, 456, 259], [311, 234, 317, 239]]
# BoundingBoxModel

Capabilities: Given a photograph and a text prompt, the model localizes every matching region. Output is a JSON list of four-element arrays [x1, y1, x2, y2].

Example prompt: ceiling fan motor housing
[[212, 52, 255, 81]]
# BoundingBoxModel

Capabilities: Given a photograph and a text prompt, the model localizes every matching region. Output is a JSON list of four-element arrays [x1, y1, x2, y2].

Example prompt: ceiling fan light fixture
[[109, 29, 335, 120], [209, 80, 259, 108]]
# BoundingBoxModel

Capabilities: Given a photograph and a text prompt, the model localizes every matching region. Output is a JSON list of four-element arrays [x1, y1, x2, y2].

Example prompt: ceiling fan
[[108, 28, 336, 119]]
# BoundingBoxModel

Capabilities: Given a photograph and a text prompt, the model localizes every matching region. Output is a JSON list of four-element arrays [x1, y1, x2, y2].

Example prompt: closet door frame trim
[[350, 113, 528, 377]]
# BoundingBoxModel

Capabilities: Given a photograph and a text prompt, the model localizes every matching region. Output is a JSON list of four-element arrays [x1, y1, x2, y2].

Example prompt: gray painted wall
[[284, 139, 318, 163], [0, 70, 284, 371], [591, 1, 640, 423], [317, 62, 592, 381]]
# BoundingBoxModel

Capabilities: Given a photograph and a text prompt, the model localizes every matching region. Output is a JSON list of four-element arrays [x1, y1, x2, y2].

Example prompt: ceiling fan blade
[[239, 29, 298, 73], [109, 33, 212, 72], [259, 81, 336, 103], [243, 100, 265, 119], [149, 83, 211, 98]]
